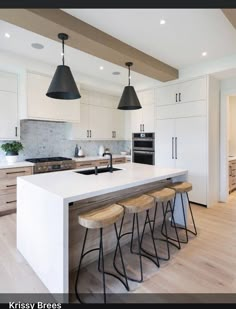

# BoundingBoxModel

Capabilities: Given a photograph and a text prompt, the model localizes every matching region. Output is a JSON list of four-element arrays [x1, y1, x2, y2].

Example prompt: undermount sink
[[75, 167, 122, 175]]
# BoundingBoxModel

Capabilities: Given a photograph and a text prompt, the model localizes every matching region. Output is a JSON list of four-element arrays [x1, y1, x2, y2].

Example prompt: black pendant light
[[46, 33, 81, 100], [117, 62, 142, 110]]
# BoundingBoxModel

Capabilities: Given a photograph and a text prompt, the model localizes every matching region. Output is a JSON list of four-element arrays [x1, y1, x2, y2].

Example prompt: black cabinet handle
[[6, 171, 26, 175], [6, 184, 16, 188], [140, 124, 142, 132], [86, 130, 89, 138], [143, 124, 145, 132], [176, 93, 178, 102], [90, 130, 92, 138], [15, 127, 17, 137], [175, 137, 177, 159], [114, 131, 116, 138], [179, 93, 181, 102], [172, 137, 174, 159]]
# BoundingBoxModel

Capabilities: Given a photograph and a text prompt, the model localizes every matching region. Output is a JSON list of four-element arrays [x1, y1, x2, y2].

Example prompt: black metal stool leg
[[130, 214, 136, 254], [168, 200, 181, 249], [138, 210, 160, 266], [146, 210, 160, 266], [114, 223, 130, 291], [170, 192, 195, 244], [142, 201, 172, 261], [186, 193, 197, 236], [135, 213, 143, 282], [159, 202, 170, 260], [99, 228, 106, 304], [75, 228, 88, 304], [180, 193, 189, 243]]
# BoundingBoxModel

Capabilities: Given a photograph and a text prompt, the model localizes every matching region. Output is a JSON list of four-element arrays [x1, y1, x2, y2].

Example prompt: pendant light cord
[[128, 64, 131, 86], [62, 38, 65, 66]]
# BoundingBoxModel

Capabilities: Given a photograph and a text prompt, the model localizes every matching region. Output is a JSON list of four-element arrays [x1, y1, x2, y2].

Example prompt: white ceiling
[[0, 20, 160, 94], [64, 8, 236, 68], [1, 9, 236, 94]]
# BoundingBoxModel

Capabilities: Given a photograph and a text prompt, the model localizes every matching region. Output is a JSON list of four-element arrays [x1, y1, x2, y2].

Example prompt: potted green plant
[[0, 141, 24, 163]]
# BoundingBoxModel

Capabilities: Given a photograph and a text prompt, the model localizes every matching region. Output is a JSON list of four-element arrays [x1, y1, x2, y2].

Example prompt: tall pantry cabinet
[[156, 75, 219, 207]]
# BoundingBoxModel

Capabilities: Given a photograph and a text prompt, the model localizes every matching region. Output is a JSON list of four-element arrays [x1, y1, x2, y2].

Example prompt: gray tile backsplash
[[0, 120, 131, 161]]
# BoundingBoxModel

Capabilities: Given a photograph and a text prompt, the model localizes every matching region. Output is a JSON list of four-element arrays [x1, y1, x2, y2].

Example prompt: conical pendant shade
[[46, 65, 81, 100], [118, 85, 142, 110]]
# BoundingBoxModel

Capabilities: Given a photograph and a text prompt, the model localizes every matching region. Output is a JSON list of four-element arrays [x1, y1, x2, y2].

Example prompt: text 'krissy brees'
[[8, 302, 62, 309]]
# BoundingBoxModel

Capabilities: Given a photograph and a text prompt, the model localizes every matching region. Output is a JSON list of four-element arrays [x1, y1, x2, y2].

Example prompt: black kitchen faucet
[[103, 152, 113, 172]]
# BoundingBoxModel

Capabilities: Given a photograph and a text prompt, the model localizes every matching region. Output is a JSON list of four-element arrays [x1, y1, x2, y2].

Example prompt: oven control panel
[[34, 161, 76, 174]]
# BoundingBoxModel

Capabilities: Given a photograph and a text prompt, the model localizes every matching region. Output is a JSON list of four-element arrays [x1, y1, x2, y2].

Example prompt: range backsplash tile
[[0, 120, 131, 161]]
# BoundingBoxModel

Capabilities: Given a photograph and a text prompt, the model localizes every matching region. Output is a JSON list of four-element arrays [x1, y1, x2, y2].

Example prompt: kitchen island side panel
[[17, 178, 68, 294]]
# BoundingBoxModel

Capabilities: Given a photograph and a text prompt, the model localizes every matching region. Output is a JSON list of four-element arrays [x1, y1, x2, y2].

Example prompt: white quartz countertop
[[72, 154, 130, 162], [228, 156, 236, 161], [19, 163, 187, 203], [0, 160, 34, 169]]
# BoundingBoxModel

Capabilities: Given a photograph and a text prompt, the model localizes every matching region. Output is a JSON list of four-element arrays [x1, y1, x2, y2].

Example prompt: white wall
[[179, 53, 236, 80], [228, 96, 236, 156]]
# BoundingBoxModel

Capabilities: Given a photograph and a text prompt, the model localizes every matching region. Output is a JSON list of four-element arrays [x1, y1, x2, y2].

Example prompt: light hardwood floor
[[0, 194, 236, 301]]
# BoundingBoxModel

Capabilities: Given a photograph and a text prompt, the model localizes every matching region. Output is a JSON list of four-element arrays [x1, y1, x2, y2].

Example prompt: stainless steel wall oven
[[132, 133, 155, 165]]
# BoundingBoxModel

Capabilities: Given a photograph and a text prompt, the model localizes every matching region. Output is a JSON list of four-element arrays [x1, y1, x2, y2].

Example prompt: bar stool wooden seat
[[143, 188, 181, 261], [75, 204, 129, 304], [113, 194, 160, 283], [167, 181, 197, 244]]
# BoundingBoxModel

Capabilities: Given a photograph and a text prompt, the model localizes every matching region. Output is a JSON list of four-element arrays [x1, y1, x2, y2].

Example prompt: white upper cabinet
[[25, 72, 80, 122], [131, 89, 155, 133], [156, 83, 179, 106], [157, 76, 206, 106], [178, 77, 206, 103], [112, 109, 125, 140], [67, 87, 125, 140], [0, 71, 19, 140]]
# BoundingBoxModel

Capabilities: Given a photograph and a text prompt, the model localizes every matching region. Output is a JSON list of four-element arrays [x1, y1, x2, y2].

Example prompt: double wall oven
[[132, 133, 155, 165]]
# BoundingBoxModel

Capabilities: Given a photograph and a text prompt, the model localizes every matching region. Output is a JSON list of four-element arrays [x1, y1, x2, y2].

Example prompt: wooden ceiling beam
[[0, 9, 178, 82], [222, 9, 236, 29]]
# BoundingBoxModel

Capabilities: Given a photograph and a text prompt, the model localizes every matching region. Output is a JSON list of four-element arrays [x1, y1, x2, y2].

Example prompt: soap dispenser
[[78, 146, 84, 157], [74, 144, 79, 157], [98, 145, 105, 156]]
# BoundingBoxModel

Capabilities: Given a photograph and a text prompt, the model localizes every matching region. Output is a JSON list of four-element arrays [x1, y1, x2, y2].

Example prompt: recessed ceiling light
[[112, 71, 120, 75], [99, 66, 104, 70], [202, 51, 207, 57], [31, 43, 44, 50], [160, 19, 166, 25], [4, 33, 10, 38]]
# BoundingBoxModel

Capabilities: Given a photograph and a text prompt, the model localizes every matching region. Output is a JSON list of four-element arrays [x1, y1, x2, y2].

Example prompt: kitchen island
[[17, 163, 187, 297]]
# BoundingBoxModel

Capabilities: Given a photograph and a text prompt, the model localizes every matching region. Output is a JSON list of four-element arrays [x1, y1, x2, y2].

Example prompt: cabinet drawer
[[0, 201, 16, 215], [0, 192, 16, 206], [113, 158, 126, 164], [0, 180, 16, 195], [75, 161, 96, 169], [96, 160, 109, 166], [0, 167, 32, 180]]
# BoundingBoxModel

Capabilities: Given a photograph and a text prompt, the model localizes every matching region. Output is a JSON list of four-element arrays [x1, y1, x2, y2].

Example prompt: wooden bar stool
[[113, 194, 160, 283], [142, 188, 181, 261], [75, 204, 129, 304], [167, 182, 197, 244]]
